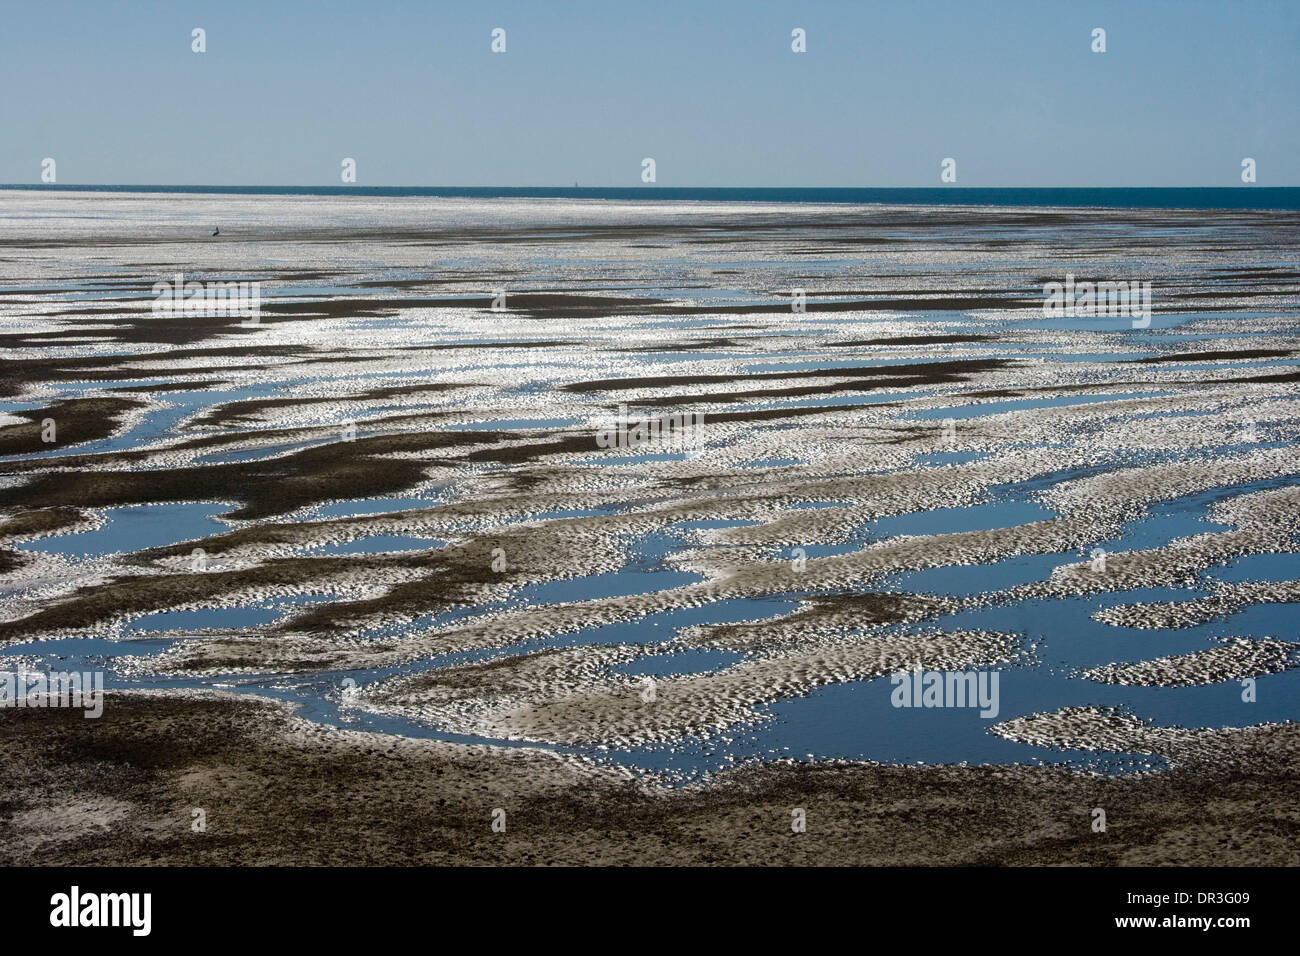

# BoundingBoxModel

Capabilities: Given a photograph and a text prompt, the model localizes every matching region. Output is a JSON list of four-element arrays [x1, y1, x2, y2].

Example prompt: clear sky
[[2, 0, 1297, 187]]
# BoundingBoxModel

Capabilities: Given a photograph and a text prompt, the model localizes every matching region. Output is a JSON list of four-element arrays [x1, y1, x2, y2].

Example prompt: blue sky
[[2, 0, 1297, 186]]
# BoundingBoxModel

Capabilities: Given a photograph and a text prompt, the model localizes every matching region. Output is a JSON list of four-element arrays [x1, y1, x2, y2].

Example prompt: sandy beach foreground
[[2, 689, 1296, 865]]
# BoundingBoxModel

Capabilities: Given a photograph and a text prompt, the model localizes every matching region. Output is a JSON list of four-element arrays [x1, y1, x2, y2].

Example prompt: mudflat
[[2, 691, 1295, 865], [2, 191, 1298, 864]]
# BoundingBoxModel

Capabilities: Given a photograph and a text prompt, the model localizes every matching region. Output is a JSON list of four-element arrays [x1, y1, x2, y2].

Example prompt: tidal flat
[[1, 191, 1298, 864]]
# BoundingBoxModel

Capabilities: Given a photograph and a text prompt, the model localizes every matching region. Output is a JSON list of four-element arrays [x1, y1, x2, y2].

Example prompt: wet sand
[[2, 191, 1299, 863], [2, 690, 1296, 865]]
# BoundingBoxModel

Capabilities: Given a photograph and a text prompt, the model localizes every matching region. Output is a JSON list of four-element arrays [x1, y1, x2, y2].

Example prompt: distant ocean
[[4, 185, 1299, 211]]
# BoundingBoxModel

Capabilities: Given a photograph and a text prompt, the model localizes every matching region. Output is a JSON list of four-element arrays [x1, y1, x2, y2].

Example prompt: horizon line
[[3, 184, 1292, 191], [6, 184, 1297, 213]]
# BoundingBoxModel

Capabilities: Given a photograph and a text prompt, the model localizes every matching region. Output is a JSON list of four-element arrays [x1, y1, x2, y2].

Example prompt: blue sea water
[[5, 184, 1299, 211]]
